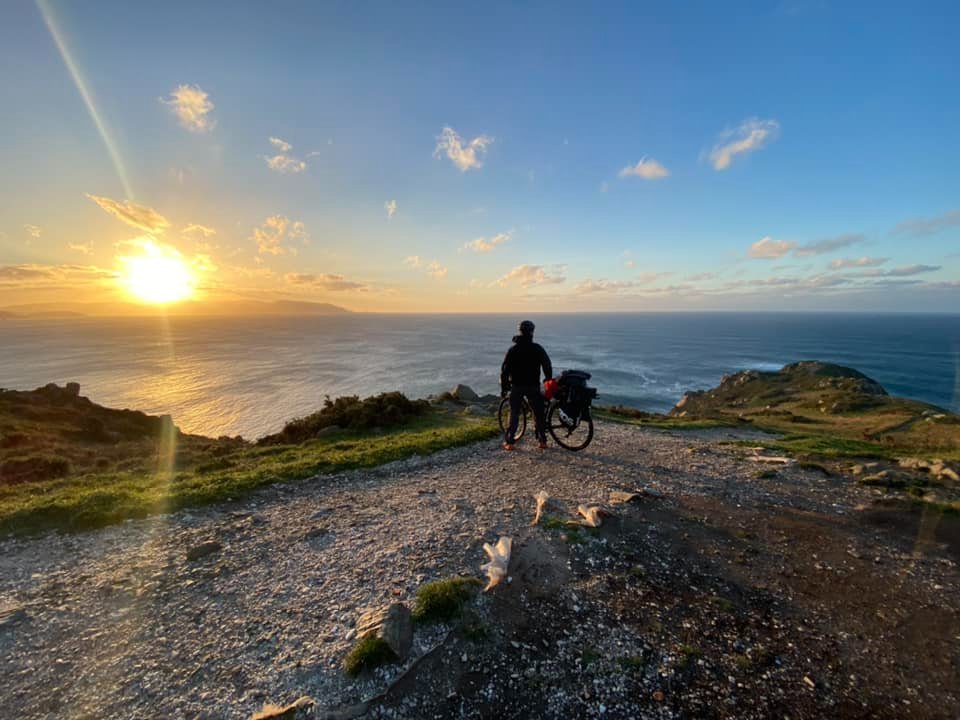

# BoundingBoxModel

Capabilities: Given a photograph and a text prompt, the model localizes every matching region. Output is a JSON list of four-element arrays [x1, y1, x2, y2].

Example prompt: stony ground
[[1, 421, 958, 720]]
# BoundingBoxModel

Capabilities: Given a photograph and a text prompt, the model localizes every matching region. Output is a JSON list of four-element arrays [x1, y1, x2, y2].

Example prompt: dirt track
[[1, 421, 958, 719]]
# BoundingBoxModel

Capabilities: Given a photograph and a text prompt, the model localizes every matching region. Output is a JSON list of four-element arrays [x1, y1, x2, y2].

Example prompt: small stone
[[186, 541, 222, 562]]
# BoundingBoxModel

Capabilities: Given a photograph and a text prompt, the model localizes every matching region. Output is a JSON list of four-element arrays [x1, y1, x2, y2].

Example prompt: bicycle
[[497, 375, 596, 451]]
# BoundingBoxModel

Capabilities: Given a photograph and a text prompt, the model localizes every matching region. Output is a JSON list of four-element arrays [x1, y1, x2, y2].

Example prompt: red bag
[[543, 378, 559, 400]]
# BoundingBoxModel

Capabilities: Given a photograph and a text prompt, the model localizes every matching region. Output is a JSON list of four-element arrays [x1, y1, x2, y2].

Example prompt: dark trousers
[[506, 385, 546, 443]]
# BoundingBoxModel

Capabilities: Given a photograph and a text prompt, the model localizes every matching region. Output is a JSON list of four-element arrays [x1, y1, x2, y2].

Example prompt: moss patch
[[344, 633, 397, 676], [411, 576, 482, 623]]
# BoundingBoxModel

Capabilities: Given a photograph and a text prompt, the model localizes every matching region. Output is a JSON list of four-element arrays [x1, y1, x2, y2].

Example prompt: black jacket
[[501, 335, 552, 391]]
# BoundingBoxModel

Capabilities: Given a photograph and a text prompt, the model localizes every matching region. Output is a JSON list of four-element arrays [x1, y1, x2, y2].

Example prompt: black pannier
[[557, 370, 598, 416]]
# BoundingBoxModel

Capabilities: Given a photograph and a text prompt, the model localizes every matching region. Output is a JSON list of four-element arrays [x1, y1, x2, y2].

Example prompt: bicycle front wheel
[[498, 396, 528, 441], [547, 404, 594, 451]]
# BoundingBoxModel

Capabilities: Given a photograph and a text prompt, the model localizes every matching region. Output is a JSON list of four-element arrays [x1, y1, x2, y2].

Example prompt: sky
[[1, 0, 959, 313]]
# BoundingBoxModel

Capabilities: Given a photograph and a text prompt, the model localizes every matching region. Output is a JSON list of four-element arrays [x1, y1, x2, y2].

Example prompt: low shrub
[[262, 392, 430, 444]]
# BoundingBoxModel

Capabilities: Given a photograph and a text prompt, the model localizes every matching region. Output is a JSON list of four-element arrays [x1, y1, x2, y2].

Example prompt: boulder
[[355, 603, 412, 660], [65, 382, 81, 396], [450, 384, 479, 402]]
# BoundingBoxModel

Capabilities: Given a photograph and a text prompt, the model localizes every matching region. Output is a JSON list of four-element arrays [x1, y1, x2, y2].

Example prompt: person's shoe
[[538, 440, 548, 450], [502, 442, 516, 451]]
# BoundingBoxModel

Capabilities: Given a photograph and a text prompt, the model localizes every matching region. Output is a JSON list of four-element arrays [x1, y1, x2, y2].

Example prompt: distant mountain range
[[0, 300, 351, 318]]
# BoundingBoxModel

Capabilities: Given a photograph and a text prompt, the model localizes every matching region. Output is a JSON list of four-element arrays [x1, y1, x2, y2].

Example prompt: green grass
[[344, 633, 398, 676], [411, 576, 482, 623], [0, 411, 497, 537], [593, 407, 742, 430]]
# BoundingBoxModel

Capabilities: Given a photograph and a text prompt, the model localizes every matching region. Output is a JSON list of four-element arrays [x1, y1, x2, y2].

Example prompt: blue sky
[[1, 0, 958, 311]]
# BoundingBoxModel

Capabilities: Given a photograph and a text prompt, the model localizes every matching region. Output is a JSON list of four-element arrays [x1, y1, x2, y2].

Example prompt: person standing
[[500, 320, 553, 450]]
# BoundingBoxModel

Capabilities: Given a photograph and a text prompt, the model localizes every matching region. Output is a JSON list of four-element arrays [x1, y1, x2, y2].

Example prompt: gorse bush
[[263, 392, 431, 444]]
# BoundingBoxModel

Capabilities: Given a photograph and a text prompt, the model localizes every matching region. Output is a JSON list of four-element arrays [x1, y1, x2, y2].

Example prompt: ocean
[[2, 313, 958, 439]]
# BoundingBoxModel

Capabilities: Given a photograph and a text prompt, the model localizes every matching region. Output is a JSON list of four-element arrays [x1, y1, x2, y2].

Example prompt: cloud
[[182, 224, 217, 238], [385, 199, 398, 220], [284, 272, 368, 292], [86, 194, 170, 234], [434, 126, 493, 172], [162, 84, 215, 133], [709, 118, 779, 170], [880, 264, 941, 277], [251, 216, 307, 256], [618, 157, 669, 180], [574, 279, 637, 294], [687, 271, 719, 281], [748, 236, 797, 259], [67, 242, 93, 255], [0, 263, 113, 286], [829, 256, 888, 270], [263, 137, 307, 173], [495, 265, 566, 288], [794, 233, 865, 257], [622, 250, 635, 268], [403, 256, 447, 280], [427, 261, 448, 280], [463, 230, 512, 253], [891, 208, 960, 237], [23, 224, 41, 239]]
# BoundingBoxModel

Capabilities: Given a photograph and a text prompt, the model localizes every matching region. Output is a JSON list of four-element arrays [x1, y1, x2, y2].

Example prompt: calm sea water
[[2, 313, 958, 439]]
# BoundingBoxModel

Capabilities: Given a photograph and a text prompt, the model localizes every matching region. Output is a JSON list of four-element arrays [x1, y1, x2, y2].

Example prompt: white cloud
[[879, 264, 941, 277], [434, 126, 493, 172], [829, 256, 888, 270], [795, 233, 865, 257], [618, 157, 669, 180], [463, 230, 512, 253], [23, 224, 41, 239], [385, 199, 398, 220], [284, 272, 368, 292], [162, 85, 215, 133], [263, 137, 307, 173], [748, 236, 797, 259], [687, 271, 719, 281], [182, 223, 217, 238], [891, 208, 960, 236], [86, 194, 170, 234], [403, 255, 446, 280], [66, 242, 93, 255], [427, 261, 448, 280], [709, 118, 779, 170], [622, 250, 635, 268], [251, 216, 307, 256], [574, 279, 637, 294], [494, 265, 566, 288]]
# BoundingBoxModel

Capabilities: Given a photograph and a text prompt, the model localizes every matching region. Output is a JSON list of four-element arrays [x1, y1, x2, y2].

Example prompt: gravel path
[[1, 421, 957, 720]]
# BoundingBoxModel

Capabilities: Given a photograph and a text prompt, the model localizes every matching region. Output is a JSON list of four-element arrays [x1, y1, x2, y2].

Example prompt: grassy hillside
[[600, 361, 960, 461], [0, 385, 497, 536]]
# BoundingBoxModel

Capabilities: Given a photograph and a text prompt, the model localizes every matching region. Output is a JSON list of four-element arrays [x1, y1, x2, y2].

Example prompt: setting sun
[[119, 240, 194, 304]]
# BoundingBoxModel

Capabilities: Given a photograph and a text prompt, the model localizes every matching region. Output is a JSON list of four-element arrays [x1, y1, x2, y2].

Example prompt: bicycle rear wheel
[[498, 396, 528, 441], [547, 404, 594, 451]]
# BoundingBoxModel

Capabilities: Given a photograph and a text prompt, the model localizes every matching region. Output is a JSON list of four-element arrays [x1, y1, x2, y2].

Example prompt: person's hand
[[501, 387, 510, 398]]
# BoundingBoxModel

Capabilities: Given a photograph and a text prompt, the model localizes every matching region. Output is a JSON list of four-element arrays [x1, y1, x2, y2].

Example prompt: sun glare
[[120, 240, 195, 304]]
